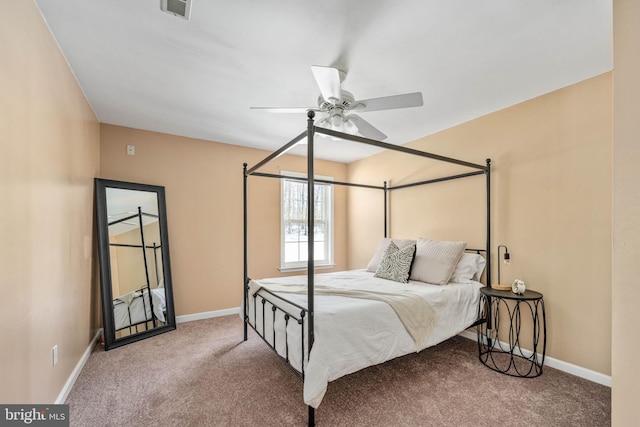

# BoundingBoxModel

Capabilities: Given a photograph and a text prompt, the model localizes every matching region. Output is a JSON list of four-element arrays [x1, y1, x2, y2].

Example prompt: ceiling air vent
[[161, 0, 192, 20]]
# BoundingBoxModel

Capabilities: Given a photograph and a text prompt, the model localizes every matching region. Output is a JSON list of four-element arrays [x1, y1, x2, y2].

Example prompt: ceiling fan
[[251, 65, 424, 140]]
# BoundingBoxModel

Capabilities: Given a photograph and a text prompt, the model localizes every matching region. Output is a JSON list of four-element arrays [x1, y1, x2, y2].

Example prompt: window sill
[[279, 264, 336, 273]]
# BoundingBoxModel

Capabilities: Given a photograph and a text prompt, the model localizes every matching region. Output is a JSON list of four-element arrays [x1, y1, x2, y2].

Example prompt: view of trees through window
[[281, 176, 332, 268]]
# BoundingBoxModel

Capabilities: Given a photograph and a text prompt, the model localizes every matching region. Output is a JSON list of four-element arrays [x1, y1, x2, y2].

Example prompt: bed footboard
[[245, 281, 308, 380], [114, 287, 156, 333]]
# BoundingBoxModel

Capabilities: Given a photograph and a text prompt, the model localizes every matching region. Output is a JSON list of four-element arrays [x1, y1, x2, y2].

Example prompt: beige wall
[[348, 73, 613, 376], [612, 1, 640, 424], [99, 125, 348, 316], [0, 1, 100, 403]]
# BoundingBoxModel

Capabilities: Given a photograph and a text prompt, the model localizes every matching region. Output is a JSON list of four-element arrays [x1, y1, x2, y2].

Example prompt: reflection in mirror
[[95, 179, 175, 350]]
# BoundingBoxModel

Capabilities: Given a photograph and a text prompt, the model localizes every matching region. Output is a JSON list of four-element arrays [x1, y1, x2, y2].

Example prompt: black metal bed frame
[[113, 285, 155, 333], [108, 207, 163, 333], [243, 111, 492, 426]]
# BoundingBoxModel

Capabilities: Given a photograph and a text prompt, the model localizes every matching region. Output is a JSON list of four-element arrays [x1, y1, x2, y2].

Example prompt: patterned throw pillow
[[366, 238, 416, 272], [374, 241, 416, 283]]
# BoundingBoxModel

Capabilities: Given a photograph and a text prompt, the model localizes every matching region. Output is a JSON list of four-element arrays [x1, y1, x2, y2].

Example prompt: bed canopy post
[[137, 206, 156, 328], [152, 242, 160, 287], [484, 158, 492, 343], [485, 159, 492, 289], [306, 110, 316, 427], [243, 162, 249, 341], [383, 181, 388, 238], [306, 110, 316, 351]]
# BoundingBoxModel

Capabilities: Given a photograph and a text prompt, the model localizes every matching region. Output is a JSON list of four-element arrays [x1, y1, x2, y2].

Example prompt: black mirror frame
[[95, 178, 176, 350]]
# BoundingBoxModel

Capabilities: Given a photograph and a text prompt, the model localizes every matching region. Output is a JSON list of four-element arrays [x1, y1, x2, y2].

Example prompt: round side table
[[477, 286, 546, 378]]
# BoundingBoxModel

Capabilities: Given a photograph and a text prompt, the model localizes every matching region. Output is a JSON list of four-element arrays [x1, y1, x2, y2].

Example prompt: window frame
[[280, 171, 334, 272]]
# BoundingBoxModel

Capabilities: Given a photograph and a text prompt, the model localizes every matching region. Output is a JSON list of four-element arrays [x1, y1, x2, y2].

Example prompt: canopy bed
[[108, 227, 166, 334], [242, 111, 492, 426]]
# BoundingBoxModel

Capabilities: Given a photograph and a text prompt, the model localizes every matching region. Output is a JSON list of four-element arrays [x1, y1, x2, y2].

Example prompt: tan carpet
[[66, 315, 610, 426]]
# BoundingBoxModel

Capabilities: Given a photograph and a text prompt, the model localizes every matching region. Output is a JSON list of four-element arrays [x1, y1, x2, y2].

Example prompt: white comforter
[[114, 288, 166, 330], [246, 269, 481, 408]]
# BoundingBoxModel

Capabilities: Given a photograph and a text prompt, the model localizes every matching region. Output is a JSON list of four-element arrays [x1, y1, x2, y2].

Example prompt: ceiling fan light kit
[[251, 65, 424, 141]]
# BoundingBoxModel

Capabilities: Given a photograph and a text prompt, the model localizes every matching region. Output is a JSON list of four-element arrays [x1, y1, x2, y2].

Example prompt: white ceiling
[[35, 0, 612, 163], [106, 187, 159, 235]]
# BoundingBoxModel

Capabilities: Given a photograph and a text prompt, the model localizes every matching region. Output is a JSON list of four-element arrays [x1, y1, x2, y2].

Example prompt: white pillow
[[366, 238, 416, 272], [449, 253, 487, 283], [409, 238, 466, 285]]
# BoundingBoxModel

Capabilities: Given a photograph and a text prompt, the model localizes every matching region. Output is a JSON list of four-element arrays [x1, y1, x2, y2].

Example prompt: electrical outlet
[[52, 345, 58, 367], [127, 145, 135, 156]]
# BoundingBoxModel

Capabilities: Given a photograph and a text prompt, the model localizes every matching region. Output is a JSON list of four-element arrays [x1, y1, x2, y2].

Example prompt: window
[[281, 172, 334, 271]]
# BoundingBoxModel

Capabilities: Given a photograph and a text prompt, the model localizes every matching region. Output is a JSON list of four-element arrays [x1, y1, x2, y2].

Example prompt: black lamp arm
[[497, 245, 510, 285]]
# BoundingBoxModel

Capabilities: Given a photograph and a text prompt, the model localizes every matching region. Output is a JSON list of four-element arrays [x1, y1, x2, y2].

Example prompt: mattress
[[246, 269, 482, 408]]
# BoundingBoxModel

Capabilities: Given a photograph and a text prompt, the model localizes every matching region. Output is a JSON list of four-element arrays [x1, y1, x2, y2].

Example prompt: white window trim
[[280, 171, 334, 271]]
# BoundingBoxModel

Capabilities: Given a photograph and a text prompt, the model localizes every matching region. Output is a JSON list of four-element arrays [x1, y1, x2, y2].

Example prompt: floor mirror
[[95, 178, 176, 350]]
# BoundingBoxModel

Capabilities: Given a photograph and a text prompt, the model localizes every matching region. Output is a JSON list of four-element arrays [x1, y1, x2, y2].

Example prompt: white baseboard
[[56, 328, 102, 404], [458, 330, 611, 387], [176, 307, 240, 324], [55, 307, 239, 403]]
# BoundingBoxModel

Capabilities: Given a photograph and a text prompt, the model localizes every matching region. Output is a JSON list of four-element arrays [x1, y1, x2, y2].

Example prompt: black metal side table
[[477, 286, 546, 377]]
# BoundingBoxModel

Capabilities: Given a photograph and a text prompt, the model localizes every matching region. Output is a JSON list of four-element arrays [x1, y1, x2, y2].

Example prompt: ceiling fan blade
[[349, 114, 387, 140], [311, 65, 343, 103], [250, 107, 317, 113], [353, 92, 423, 113]]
